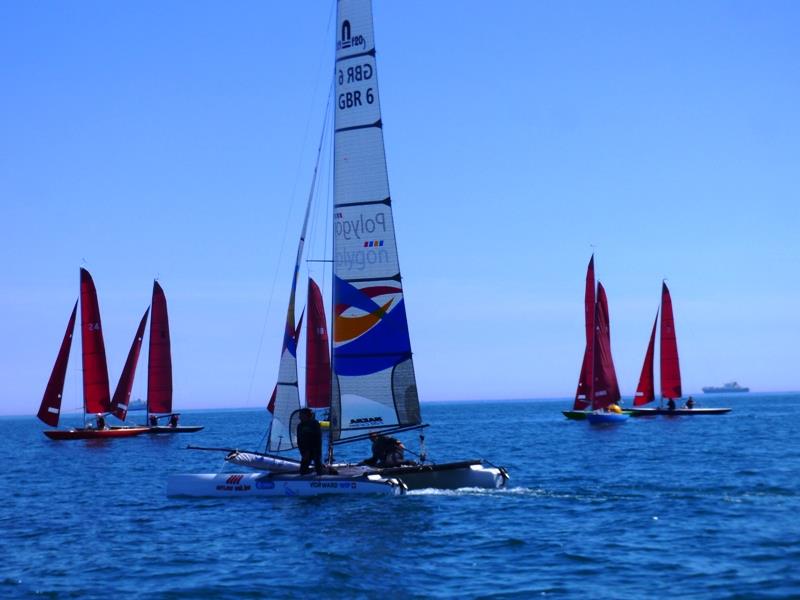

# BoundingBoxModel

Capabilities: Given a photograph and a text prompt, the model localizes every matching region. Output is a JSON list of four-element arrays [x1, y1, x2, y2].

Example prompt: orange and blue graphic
[[363, 240, 384, 248], [333, 276, 411, 376]]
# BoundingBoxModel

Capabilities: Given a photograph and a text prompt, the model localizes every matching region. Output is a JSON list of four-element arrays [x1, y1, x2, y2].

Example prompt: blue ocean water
[[2, 393, 799, 599]]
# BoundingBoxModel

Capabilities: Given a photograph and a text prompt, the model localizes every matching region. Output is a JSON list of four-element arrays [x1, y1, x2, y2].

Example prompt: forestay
[[331, 0, 421, 441]]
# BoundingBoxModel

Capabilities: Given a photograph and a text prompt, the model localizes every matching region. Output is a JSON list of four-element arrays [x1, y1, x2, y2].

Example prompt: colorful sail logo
[[334, 282, 399, 344]]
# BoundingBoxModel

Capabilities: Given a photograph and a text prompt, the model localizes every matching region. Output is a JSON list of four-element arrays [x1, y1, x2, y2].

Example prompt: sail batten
[[80, 268, 111, 415], [112, 308, 150, 421], [37, 301, 78, 427], [331, 0, 420, 440]]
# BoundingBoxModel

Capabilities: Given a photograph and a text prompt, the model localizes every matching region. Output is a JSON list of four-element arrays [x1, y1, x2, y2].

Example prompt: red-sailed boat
[[141, 281, 203, 434], [39, 269, 148, 440], [564, 255, 626, 422], [629, 282, 731, 416]]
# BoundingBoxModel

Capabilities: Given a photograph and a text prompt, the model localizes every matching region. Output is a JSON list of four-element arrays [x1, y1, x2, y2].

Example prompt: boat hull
[[563, 410, 588, 420], [145, 425, 204, 434], [222, 452, 507, 491], [564, 410, 633, 420], [629, 407, 732, 416], [702, 388, 748, 394], [376, 460, 508, 490], [586, 413, 629, 424], [43, 427, 149, 440], [166, 473, 405, 497]]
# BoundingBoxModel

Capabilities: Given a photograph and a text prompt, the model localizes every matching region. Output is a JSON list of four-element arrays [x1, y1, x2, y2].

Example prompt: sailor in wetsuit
[[667, 398, 677, 411], [296, 408, 324, 475], [360, 432, 408, 467]]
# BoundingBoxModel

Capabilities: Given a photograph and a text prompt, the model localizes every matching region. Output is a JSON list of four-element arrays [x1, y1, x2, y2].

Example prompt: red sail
[[80, 268, 111, 414], [596, 283, 620, 403], [633, 310, 658, 406], [660, 282, 682, 399], [148, 281, 173, 414], [37, 301, 78, 427], [573, 255, 595, 410], [305, 278, 331, 409], [592, 282, 620, 409], [111, 308, 150, 421]]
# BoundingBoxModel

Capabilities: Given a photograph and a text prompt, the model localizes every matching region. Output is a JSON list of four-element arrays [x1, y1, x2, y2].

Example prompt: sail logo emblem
[[337, 19, 366, 51], [226, 475, 244, 484], [363, 240, 384, 248]]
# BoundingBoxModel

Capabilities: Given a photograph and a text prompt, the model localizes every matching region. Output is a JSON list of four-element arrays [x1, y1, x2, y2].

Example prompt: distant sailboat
[[564, 256, 625, 422], [142, 281, 203, 433], [168, 0, 507, 497], [38, 269, 148, 440], [629, 283, 731, 416]]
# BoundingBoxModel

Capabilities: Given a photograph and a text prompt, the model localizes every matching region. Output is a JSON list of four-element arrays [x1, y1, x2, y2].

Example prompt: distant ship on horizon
[[702, 381, 749, 394], [128, 398, 146, 411]]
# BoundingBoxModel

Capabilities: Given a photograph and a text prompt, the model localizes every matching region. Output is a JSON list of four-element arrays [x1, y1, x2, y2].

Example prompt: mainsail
[[306, 278, 331, 409], [573, 255, 595, 410], [591, 282, 620, 410], [111, 308, 150, 421], [660, 282, 682, 399], [596, 283, 620, 403], [331, 0, 421, 441], [148, 281, 173, 415], [79, 268, 111, 415], [633, 311, 658, 406], [37, 301, 78, 427]]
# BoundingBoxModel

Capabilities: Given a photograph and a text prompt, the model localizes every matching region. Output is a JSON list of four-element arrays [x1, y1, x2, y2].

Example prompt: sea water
[[1, 393, 799, 598]]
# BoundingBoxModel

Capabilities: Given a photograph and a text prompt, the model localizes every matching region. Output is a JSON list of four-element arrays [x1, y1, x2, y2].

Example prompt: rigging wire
[[244, 5, 336, 419]]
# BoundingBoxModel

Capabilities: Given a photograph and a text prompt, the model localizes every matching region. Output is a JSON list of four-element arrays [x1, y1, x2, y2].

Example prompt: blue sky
[[1, 1, 798, 416]]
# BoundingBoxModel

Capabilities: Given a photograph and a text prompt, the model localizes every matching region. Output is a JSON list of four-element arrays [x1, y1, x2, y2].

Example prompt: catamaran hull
[[43, 427, 149, 440], [145, 425, 204, 434], [629, 407, 732, 416], [166, 473, 405, 497], [223, 453, 507, 491], [377, 461, 508, 491], [226, 451, 301, 473]]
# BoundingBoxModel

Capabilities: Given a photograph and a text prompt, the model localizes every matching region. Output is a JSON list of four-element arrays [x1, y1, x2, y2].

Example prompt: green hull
[[562, 411, 589, 420]]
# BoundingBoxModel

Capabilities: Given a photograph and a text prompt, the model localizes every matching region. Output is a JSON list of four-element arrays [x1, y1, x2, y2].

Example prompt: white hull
[[226, 451, 300, 473], [166, 472, 405, 497]]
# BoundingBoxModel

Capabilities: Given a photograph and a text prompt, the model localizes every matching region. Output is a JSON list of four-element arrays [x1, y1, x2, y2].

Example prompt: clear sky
[[1, 1, 798, 416]]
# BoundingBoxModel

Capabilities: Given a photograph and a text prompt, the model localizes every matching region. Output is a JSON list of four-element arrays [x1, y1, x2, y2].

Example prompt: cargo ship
[[702, 381, 749, 393]]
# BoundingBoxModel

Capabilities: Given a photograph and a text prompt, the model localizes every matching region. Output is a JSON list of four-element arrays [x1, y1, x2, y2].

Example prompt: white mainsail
[[331, 0, 421, 441]]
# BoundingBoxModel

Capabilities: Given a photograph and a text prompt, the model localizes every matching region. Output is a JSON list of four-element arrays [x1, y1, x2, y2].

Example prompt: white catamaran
[[168, 0, 507, 498]]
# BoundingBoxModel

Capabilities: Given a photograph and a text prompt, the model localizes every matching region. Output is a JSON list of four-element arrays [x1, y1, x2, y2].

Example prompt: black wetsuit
[[296, 418, 324, 475], [363, 436, 401, 467]]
